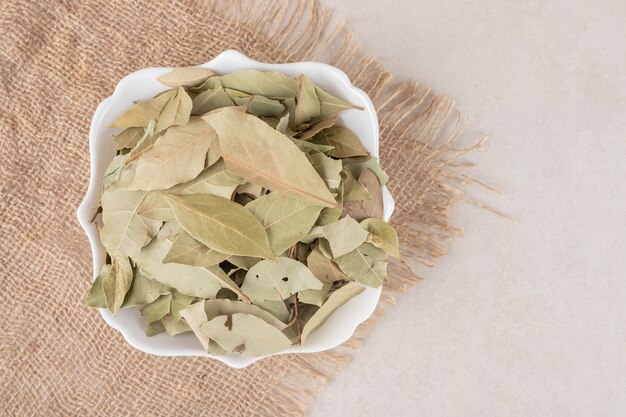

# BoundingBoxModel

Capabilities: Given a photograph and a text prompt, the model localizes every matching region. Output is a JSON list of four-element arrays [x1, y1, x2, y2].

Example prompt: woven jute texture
[[0, 0, 486, 415]]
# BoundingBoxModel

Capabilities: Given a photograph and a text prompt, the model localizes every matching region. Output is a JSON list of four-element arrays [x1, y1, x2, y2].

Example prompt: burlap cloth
[[0, 0, 486, 415]]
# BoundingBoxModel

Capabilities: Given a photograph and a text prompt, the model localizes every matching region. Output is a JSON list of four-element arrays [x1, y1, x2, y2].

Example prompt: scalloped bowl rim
[[77, 50, 394, 368]]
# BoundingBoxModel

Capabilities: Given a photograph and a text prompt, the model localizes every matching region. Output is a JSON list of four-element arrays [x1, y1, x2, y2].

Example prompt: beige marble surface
[[310, 1, 626, 416]]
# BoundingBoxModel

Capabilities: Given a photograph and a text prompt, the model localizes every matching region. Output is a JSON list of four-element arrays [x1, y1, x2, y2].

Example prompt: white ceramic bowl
[[77, 50, 394, 368]]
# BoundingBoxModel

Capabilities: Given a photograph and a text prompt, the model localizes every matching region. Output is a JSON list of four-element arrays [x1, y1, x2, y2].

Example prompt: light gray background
[[311, 1, 626, 416]]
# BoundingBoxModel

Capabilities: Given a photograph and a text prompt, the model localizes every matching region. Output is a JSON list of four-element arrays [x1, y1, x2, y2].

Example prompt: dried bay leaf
[[361, 218, 400, 259], [226, 255, 261, 270], [145, 320, 167, 337], [341, 169, 371, 201], [295, 116, 337, 140], [294, 75, 320, 126], [191, 83, 234, 116], [85, 264, 112, 309], [334, 243, 388, 288], [157, 67, 215, 88], [140, 293, 173, 323], [233, 95, 285, 117], [216, 69, 298, 99], [124, 120, 159, 164], [171, 291, 196, 322], [200, 299, 286, 329], [162, 315, 191, 336], [102, 154, 128, 189], [253, 299, 290, 322], [128, 117, 215, 191], [157, 221, 182, 240], [290, 137, 334, 154], [138, 192, 175, 221], [342, 156, 389, 186], [276, 113, 290, 133], [241, 257, 322, 302], [311, 125, 369, 158], [300, 282, 365, 345], [179, 301, 211, 350], [299, 283, 331, 307], [154, 86, 192, 133], [163, 230, 228, 267], [344, 168, 384, 221], [203, 108, 338, 207], [306, 245, 350, 283], [314, 86, 361, 120], [165, 193, 275, 260], [100, 188, 161, 257], [306, 152, 343, 191], [236, 182, 264, 199], [245, 192, 323, 255], [316, 207, 343, 226], [134, 238, 226, 299], [306, 216, 369, 259], [168, 158, 243, 198], [200, 313, 292, 356], [113, 127, 144, 150], [122, 269, 170, 307], [110, 90, 175, 128]]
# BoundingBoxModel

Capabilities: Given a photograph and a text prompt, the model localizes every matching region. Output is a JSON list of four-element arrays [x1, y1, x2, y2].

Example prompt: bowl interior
[[77, 50, 394, 368]]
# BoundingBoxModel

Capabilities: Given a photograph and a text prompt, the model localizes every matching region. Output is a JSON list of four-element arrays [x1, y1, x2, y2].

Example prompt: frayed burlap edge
[[198, 1, 493, 415]]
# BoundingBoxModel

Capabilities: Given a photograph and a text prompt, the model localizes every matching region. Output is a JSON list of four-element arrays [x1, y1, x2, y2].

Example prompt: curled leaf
[[301, 282, 364, 345]]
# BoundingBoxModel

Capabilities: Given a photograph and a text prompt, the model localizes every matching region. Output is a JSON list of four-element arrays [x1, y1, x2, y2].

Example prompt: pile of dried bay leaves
[[86, 67, 399, 356]]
